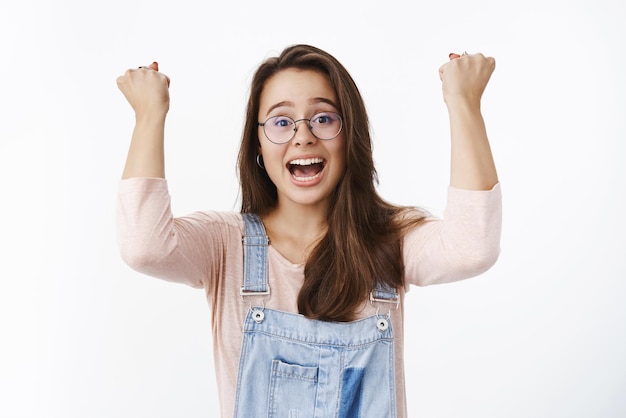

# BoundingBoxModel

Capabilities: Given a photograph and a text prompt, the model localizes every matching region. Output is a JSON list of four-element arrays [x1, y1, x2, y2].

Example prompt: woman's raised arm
[[117, 61, 170, 179], [439, 53, 498, 191]]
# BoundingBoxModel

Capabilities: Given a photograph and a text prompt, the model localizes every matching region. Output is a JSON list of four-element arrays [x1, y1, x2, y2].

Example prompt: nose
[[292, 119, 317, 146]]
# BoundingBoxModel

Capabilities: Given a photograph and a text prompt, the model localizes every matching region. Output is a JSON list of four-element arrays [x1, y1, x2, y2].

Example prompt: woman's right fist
[[116, 61, 171, 117]]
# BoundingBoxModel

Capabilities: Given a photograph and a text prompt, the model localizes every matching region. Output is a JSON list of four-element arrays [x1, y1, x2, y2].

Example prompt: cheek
[[258, 143, 285, 173]]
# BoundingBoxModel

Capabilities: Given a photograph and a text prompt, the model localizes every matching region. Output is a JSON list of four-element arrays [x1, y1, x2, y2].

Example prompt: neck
[[262, 200, 329, 264], [271, 198, 328, 234]]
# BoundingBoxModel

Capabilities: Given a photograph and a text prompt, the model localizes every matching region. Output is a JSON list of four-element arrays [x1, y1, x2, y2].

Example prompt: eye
[[270, 116, 293, 128], [312, 112, 337, 125]]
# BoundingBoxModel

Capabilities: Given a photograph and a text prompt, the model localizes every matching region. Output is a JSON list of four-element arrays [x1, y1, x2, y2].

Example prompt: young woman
[[116, 45, 501, 417]]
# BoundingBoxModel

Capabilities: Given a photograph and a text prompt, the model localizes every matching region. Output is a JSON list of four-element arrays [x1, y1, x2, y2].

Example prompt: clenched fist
[[439, 53, 496, 108], [116, 61, 171, 118]]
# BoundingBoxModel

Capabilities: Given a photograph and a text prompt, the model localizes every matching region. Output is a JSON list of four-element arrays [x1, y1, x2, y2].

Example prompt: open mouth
[[288, 157, 325, 181]]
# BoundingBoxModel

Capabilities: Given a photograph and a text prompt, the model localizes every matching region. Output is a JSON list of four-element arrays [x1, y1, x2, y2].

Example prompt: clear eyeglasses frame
[[258, 112, 343, 144]]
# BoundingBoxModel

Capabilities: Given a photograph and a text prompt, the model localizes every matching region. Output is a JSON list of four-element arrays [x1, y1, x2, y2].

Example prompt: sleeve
[[116, 177, 233, 289], [403, 183, 502, 288]]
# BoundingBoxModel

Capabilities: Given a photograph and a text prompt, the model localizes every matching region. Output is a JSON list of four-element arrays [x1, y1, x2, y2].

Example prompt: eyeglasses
[[258, 112, 343, 144]]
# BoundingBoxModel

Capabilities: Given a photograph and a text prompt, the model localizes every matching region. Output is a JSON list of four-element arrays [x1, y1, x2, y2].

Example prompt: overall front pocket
[[268, 359, 319, 418]]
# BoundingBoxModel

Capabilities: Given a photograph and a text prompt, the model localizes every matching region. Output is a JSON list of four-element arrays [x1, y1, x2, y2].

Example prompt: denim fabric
[[234, 214, 397, 418]]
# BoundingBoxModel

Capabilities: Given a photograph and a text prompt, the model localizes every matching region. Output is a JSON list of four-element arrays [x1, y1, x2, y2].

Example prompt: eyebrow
[[265, 97, 339, 117]]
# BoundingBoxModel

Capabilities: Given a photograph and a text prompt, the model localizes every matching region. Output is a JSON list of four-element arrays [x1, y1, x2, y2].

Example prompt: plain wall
[[1, 0, 624, 417]]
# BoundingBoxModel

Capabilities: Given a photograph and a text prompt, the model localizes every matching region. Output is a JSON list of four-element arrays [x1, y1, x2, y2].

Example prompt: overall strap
[[241, 213, 270, 296], [370, 282, 400, 308]]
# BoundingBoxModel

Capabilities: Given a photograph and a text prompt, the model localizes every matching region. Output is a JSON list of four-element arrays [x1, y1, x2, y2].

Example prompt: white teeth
[[289, 157, 323, 166], [292, 172, 322, 181]]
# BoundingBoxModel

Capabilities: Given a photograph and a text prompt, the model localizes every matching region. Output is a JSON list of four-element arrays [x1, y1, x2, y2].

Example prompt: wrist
[[445, 97, 482, 115], [134, 111, 167, 125]]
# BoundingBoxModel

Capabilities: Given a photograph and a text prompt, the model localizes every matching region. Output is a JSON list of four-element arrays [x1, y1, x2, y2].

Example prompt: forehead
[[259, 68, 337, 113]]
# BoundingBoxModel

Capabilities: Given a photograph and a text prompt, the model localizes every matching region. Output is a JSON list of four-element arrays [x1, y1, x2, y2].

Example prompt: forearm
[[117, 62, 170, 179], [448, 102, 498, 190], [122, 114, 167, 179]]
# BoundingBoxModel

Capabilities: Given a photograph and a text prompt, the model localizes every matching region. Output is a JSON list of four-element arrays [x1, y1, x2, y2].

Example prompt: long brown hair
[[238, 44, 425, 321]]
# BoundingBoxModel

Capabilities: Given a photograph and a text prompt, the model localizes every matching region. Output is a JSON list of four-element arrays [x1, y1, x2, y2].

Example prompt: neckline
[[268, 245, 305, 269]]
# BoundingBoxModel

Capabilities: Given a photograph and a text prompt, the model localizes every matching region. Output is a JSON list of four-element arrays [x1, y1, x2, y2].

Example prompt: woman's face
[[258, 68, 346, 212]]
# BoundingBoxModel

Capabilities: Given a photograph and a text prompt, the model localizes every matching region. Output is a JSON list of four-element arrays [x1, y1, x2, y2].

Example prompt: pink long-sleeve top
[[116, 178, 502, 418]]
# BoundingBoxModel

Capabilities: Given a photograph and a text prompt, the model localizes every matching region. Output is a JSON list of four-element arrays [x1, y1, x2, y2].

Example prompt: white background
[[1, 0, 624, 417]]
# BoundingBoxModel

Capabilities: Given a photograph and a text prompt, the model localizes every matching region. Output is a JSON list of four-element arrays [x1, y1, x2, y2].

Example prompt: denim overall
[[233, 214, 399, 418]]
